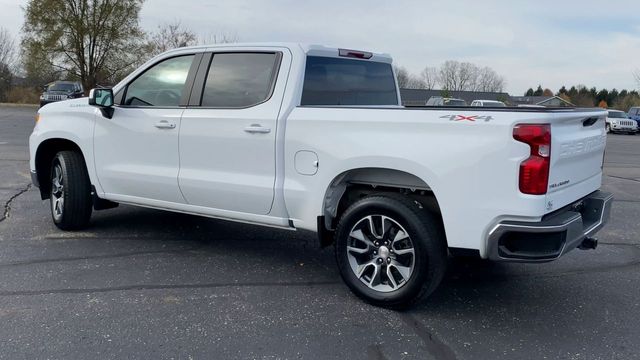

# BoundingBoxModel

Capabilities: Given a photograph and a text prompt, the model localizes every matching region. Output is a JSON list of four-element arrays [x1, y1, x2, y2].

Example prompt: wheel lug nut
[[373, 251, 377, 255], [377, 258, 383, 264], [387, 258, 391, 263]]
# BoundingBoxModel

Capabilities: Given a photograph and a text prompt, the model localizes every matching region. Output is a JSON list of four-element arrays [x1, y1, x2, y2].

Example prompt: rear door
[[178, 49, 289, 215]]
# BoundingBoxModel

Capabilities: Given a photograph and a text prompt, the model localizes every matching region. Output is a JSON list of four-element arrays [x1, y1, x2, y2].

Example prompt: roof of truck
[[161, 42, 393, 63]]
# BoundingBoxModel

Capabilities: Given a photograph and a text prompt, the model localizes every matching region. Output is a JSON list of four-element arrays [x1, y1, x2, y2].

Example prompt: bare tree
[[475, 66, 505, 92], [439, 60, 479, 91], [199, 32, 239, 45], [394, 66, 410, 88], [635, 70, 640, 88], [394, 65, 427, 89], [406, 76, 426, 89], [438, 60, 504, 92], [394, 60, 505, 92], [149, 20, 197, 55], [0, 28, 16, 70], [0, 27, 16, 101], [420, 66, 439, 90], [438, 60, 458, 91]]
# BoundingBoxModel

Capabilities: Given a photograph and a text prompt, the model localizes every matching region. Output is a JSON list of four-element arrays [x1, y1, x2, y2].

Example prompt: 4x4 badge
[[440, 115, 493, 122]]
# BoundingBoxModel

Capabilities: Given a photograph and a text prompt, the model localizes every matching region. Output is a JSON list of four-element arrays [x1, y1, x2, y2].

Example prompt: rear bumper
[[487, 190, 613, 262]]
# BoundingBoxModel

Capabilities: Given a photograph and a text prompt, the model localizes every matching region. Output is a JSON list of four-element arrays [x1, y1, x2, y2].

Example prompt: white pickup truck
[[29, 43, 613, 307]]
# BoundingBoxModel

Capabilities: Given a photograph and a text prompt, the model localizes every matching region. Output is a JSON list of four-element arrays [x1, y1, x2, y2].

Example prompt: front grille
[[45, 94, 66, 101], [619, 120, 636, 127]]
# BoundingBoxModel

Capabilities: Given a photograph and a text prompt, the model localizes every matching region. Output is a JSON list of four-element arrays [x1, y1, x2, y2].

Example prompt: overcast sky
[[2, 0, 639, 94]]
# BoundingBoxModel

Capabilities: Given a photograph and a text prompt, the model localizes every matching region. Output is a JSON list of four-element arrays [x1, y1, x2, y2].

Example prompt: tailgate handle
[[583, 117, 598, 127]]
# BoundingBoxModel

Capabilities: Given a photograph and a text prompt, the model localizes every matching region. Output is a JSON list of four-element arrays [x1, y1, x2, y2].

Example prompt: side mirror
[[89, 88, 114, 118]]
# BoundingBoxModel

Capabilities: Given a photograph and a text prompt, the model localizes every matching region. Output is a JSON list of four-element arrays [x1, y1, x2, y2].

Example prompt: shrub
[[6, 86, 40, 104]]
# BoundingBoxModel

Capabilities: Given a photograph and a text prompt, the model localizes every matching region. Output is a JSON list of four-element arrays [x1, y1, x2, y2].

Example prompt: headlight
[[39, 95, 45, 100]]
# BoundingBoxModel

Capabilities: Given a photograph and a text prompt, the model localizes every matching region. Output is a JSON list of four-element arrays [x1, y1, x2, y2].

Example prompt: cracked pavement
[[0, 105, 639, 359]]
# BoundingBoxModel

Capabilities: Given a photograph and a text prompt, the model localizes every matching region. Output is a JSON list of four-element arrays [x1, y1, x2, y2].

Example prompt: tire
[[334, 194, 447, 308], [50, 150, 93, 230], [605, 124, 611, 133]]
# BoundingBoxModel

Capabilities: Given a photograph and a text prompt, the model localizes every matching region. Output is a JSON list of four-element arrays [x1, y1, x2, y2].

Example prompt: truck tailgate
[[546, 110, 607, 211]]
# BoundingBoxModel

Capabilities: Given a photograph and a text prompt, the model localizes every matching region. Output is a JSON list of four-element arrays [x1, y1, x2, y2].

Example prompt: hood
[[39, 97, 91, 113]]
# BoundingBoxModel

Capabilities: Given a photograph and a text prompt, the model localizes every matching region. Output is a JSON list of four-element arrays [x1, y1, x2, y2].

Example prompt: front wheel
[[334, 194, 447, 308], [50, 151, 93, 230], [605, 124, 611, 133]]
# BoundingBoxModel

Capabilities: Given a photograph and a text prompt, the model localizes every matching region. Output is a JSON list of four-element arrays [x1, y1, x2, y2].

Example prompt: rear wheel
[[334, 194, 447, 308], [50, 151, 92, 230]]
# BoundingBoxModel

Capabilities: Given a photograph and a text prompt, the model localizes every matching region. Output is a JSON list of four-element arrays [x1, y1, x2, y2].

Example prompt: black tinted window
[[49, 83, 75, 92], [201, 53, 278, 107], [301, 56, 398, 106], [608, 111, 626, 118], [124, 55, 194, 107]]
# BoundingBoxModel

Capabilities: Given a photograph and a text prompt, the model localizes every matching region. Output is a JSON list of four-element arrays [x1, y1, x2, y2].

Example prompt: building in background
[[400, 89, 575, 107], [400, 89, 510, 107], [509, 95, 575, 107]]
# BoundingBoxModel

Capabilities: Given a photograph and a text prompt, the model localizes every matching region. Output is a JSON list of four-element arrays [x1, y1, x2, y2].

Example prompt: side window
[[124, 55, 195, 107], [200, 53, 278, 108]]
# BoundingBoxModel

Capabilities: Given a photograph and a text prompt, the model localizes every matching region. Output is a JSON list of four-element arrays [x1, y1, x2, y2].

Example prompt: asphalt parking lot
[[1, 105, 639, 360]]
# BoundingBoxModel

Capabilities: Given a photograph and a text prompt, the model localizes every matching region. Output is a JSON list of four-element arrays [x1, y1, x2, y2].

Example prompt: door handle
[[244, 124, 271, 134], [155, 120, 176, 129]]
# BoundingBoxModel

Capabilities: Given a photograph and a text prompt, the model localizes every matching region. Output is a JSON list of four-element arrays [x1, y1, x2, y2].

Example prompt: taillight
[[513, 124, 551, 195]]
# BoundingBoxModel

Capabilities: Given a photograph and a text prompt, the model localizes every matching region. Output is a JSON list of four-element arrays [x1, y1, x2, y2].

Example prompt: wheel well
[[35, 139, 84, 200], [319, 168, 444, 247]]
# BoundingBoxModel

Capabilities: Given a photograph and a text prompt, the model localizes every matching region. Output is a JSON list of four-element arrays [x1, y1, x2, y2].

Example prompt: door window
[[200, 53, 279, 108], [124, 55, 195, 107]]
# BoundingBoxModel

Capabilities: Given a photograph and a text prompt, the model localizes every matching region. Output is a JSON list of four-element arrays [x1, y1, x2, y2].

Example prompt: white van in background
[[470, 100, 506, 107]]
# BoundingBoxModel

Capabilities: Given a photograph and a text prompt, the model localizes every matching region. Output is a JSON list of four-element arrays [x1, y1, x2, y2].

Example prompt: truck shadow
[[87, 205, 640, 314]]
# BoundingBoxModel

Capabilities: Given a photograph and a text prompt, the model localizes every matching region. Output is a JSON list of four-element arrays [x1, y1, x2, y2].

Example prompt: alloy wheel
[[51, 162, 64, 221], [346, 215, 416, 293]]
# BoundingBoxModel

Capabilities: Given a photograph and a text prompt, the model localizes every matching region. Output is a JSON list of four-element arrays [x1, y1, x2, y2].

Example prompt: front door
[[94, 54, 197, 204]]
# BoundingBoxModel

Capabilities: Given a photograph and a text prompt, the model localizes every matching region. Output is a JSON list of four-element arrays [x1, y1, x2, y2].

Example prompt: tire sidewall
[[335, 196, 440, 306]]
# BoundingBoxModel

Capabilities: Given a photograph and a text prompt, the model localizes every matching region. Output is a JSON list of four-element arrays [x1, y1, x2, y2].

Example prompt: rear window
[[301, 56, 398, 106]]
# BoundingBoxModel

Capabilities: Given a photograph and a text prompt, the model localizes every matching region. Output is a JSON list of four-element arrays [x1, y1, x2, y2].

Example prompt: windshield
[[444, 99, 466, 106], [608, 111, 628, 119], [48, 83, 76, 92]]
